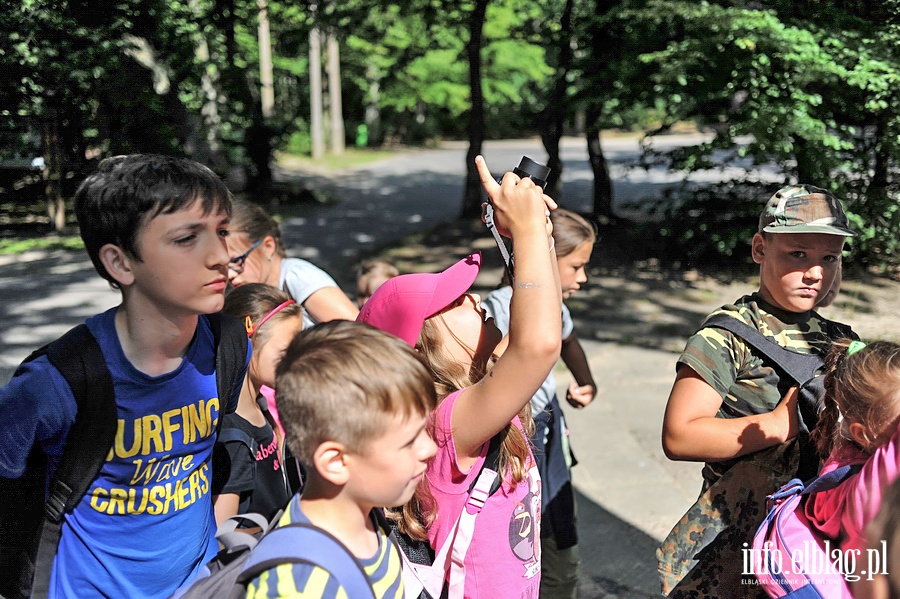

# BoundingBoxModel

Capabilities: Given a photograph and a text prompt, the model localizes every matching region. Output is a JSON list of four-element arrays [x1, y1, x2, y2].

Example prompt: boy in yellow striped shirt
[[245, 320, 437, 598]]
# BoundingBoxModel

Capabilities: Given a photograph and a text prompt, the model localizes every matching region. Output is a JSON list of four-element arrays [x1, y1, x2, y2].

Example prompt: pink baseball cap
[[357, 252, 482, 346]]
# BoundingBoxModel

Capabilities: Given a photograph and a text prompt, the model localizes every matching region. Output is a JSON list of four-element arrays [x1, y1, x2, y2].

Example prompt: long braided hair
[[812, 338, 900, 459]]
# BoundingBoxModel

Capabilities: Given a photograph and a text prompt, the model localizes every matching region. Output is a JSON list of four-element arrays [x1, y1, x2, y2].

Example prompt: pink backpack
[[751, 464, 861, 598]]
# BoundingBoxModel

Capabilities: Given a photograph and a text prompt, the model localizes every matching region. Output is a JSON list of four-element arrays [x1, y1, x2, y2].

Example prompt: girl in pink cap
[[805, 339, 900, 595], [358, 155, 561, 598]]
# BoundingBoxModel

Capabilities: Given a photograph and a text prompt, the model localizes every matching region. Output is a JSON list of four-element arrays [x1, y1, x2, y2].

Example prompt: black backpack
[[703, 313, 853, 480], [0, 313, 247, 599]]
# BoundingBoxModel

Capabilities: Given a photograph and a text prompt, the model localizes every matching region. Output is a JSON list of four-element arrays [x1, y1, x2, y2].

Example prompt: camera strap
[[482, 157, 549, 282], [483, 200, 514, 281]]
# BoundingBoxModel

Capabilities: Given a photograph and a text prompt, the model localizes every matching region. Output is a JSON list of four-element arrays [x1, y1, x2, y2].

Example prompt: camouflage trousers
[[656, 440, 802, 598]]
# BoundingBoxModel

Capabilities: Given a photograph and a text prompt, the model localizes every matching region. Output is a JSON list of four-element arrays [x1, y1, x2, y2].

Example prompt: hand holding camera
[[476, 155, 555, 276]]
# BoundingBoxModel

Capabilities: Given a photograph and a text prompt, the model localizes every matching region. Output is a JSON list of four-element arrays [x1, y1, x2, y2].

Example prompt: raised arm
[[661, 366, 799, 462], [451, 156, 562, 459]]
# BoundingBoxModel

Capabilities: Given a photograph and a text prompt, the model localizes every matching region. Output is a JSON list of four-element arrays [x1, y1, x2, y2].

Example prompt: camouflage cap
[[759, 185, 855, 236]]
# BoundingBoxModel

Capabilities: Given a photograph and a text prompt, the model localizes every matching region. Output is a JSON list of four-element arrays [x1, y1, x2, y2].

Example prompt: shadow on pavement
[[0, 253, 119, 383], [575, 487, 661, 599]]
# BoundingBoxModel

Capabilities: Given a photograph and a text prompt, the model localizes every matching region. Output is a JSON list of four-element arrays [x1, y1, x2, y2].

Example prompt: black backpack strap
[[821, 317, 855, 344], [703, 313, 833, 479], [702, 314, 823, 387], [207, 313, 249, 437], [467, 433, 503, 496], [31, 324, 117, 598], [215, 425, 259, 513], [217, 427, 258, 455]]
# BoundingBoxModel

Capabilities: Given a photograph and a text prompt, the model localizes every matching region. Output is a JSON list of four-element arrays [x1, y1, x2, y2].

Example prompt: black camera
[[485, 156, 552, 277], [512, 156, 551, 190]]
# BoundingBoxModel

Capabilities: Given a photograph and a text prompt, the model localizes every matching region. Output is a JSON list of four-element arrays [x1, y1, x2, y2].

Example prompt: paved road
[[1, 136, 711, 597]]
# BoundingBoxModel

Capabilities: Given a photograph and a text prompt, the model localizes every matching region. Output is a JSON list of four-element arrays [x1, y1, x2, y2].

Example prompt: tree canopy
[[3, 0, 900, 270]]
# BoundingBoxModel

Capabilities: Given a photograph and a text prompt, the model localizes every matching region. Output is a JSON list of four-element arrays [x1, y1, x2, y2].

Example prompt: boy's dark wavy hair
[[74, 155, 233, 288]]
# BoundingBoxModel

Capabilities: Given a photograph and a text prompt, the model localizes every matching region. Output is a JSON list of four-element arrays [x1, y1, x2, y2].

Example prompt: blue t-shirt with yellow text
[[0, 308, 248, 598]]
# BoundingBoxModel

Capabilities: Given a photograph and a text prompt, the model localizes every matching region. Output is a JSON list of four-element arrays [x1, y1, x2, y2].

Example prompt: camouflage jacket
[[679, 293, 853, 488], [656, 294, 855, 596]]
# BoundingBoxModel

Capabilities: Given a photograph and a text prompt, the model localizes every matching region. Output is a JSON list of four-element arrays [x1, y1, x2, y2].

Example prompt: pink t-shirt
[[427, 390, 542, 598], [806, 420, 900, 553]]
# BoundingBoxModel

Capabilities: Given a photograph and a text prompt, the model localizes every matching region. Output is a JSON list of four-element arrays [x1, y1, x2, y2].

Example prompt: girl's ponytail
[[812, 338, 900, 458]]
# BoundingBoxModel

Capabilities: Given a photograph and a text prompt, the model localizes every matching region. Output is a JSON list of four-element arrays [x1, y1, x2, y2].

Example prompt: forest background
[[3, 0, 900, 275]]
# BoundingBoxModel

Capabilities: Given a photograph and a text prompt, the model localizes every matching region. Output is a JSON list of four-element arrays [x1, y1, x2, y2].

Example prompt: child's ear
[[312, 441, 350, 486], [848, 421, 873, 453], [262, 235, 278, 262], [99, 243, 135, 287], [751, 233, 766, 265]]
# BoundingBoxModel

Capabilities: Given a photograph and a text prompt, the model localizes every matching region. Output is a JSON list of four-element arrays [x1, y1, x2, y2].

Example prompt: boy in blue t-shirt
[[0, 155, 248, 598]]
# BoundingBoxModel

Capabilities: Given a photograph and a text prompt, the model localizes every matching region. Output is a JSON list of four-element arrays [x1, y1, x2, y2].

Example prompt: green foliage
[[601, 0, 900, 270], [333, 0, 553, 142], [285, 120, 312, 154], [5, 0, 900, 270], [645, 180, 768, 269], [0, 236, 84, 255]]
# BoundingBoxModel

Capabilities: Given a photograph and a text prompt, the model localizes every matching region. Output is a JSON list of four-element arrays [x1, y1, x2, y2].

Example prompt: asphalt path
[[1, 135, 736, 597]]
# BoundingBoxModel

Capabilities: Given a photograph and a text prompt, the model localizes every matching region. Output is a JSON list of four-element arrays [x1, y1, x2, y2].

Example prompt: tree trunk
[[586, 104, 613, 220], [364, 63, 381, 145], [43, 113, 65, 231], [462, 0, 490, 219], [257, 0, 275, 120], [584, 0, 623, 221], [866, 119, 891, 228], [327, 32, 345, 155], [187, 0, 226, 168], [538, 0, 574, 200], [791, 135, 830, 185], [870, 129, 890, 195], [309, 27, 325, 160]]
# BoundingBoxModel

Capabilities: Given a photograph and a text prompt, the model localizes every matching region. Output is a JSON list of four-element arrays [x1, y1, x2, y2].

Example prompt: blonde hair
[[356, 259, 400, 302], [230, 200, 286, 258], [813, 339, 900, 458], [275, 320, 437, 465], [391, 316, 534, 540]]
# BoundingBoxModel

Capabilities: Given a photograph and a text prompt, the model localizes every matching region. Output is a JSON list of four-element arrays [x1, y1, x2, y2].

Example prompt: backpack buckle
[[45, 480, 73, 522], [466, 487, 489, 514]]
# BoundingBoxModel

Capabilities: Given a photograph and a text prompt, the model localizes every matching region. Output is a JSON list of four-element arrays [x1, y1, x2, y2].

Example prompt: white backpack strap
[[443, 467, 499, 598], [400, 467, 499, 599]]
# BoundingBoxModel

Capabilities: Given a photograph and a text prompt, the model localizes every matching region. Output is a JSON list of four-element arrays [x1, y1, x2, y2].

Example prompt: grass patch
[[275, 148, 397, 172], [0, 235, 84, 255]]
